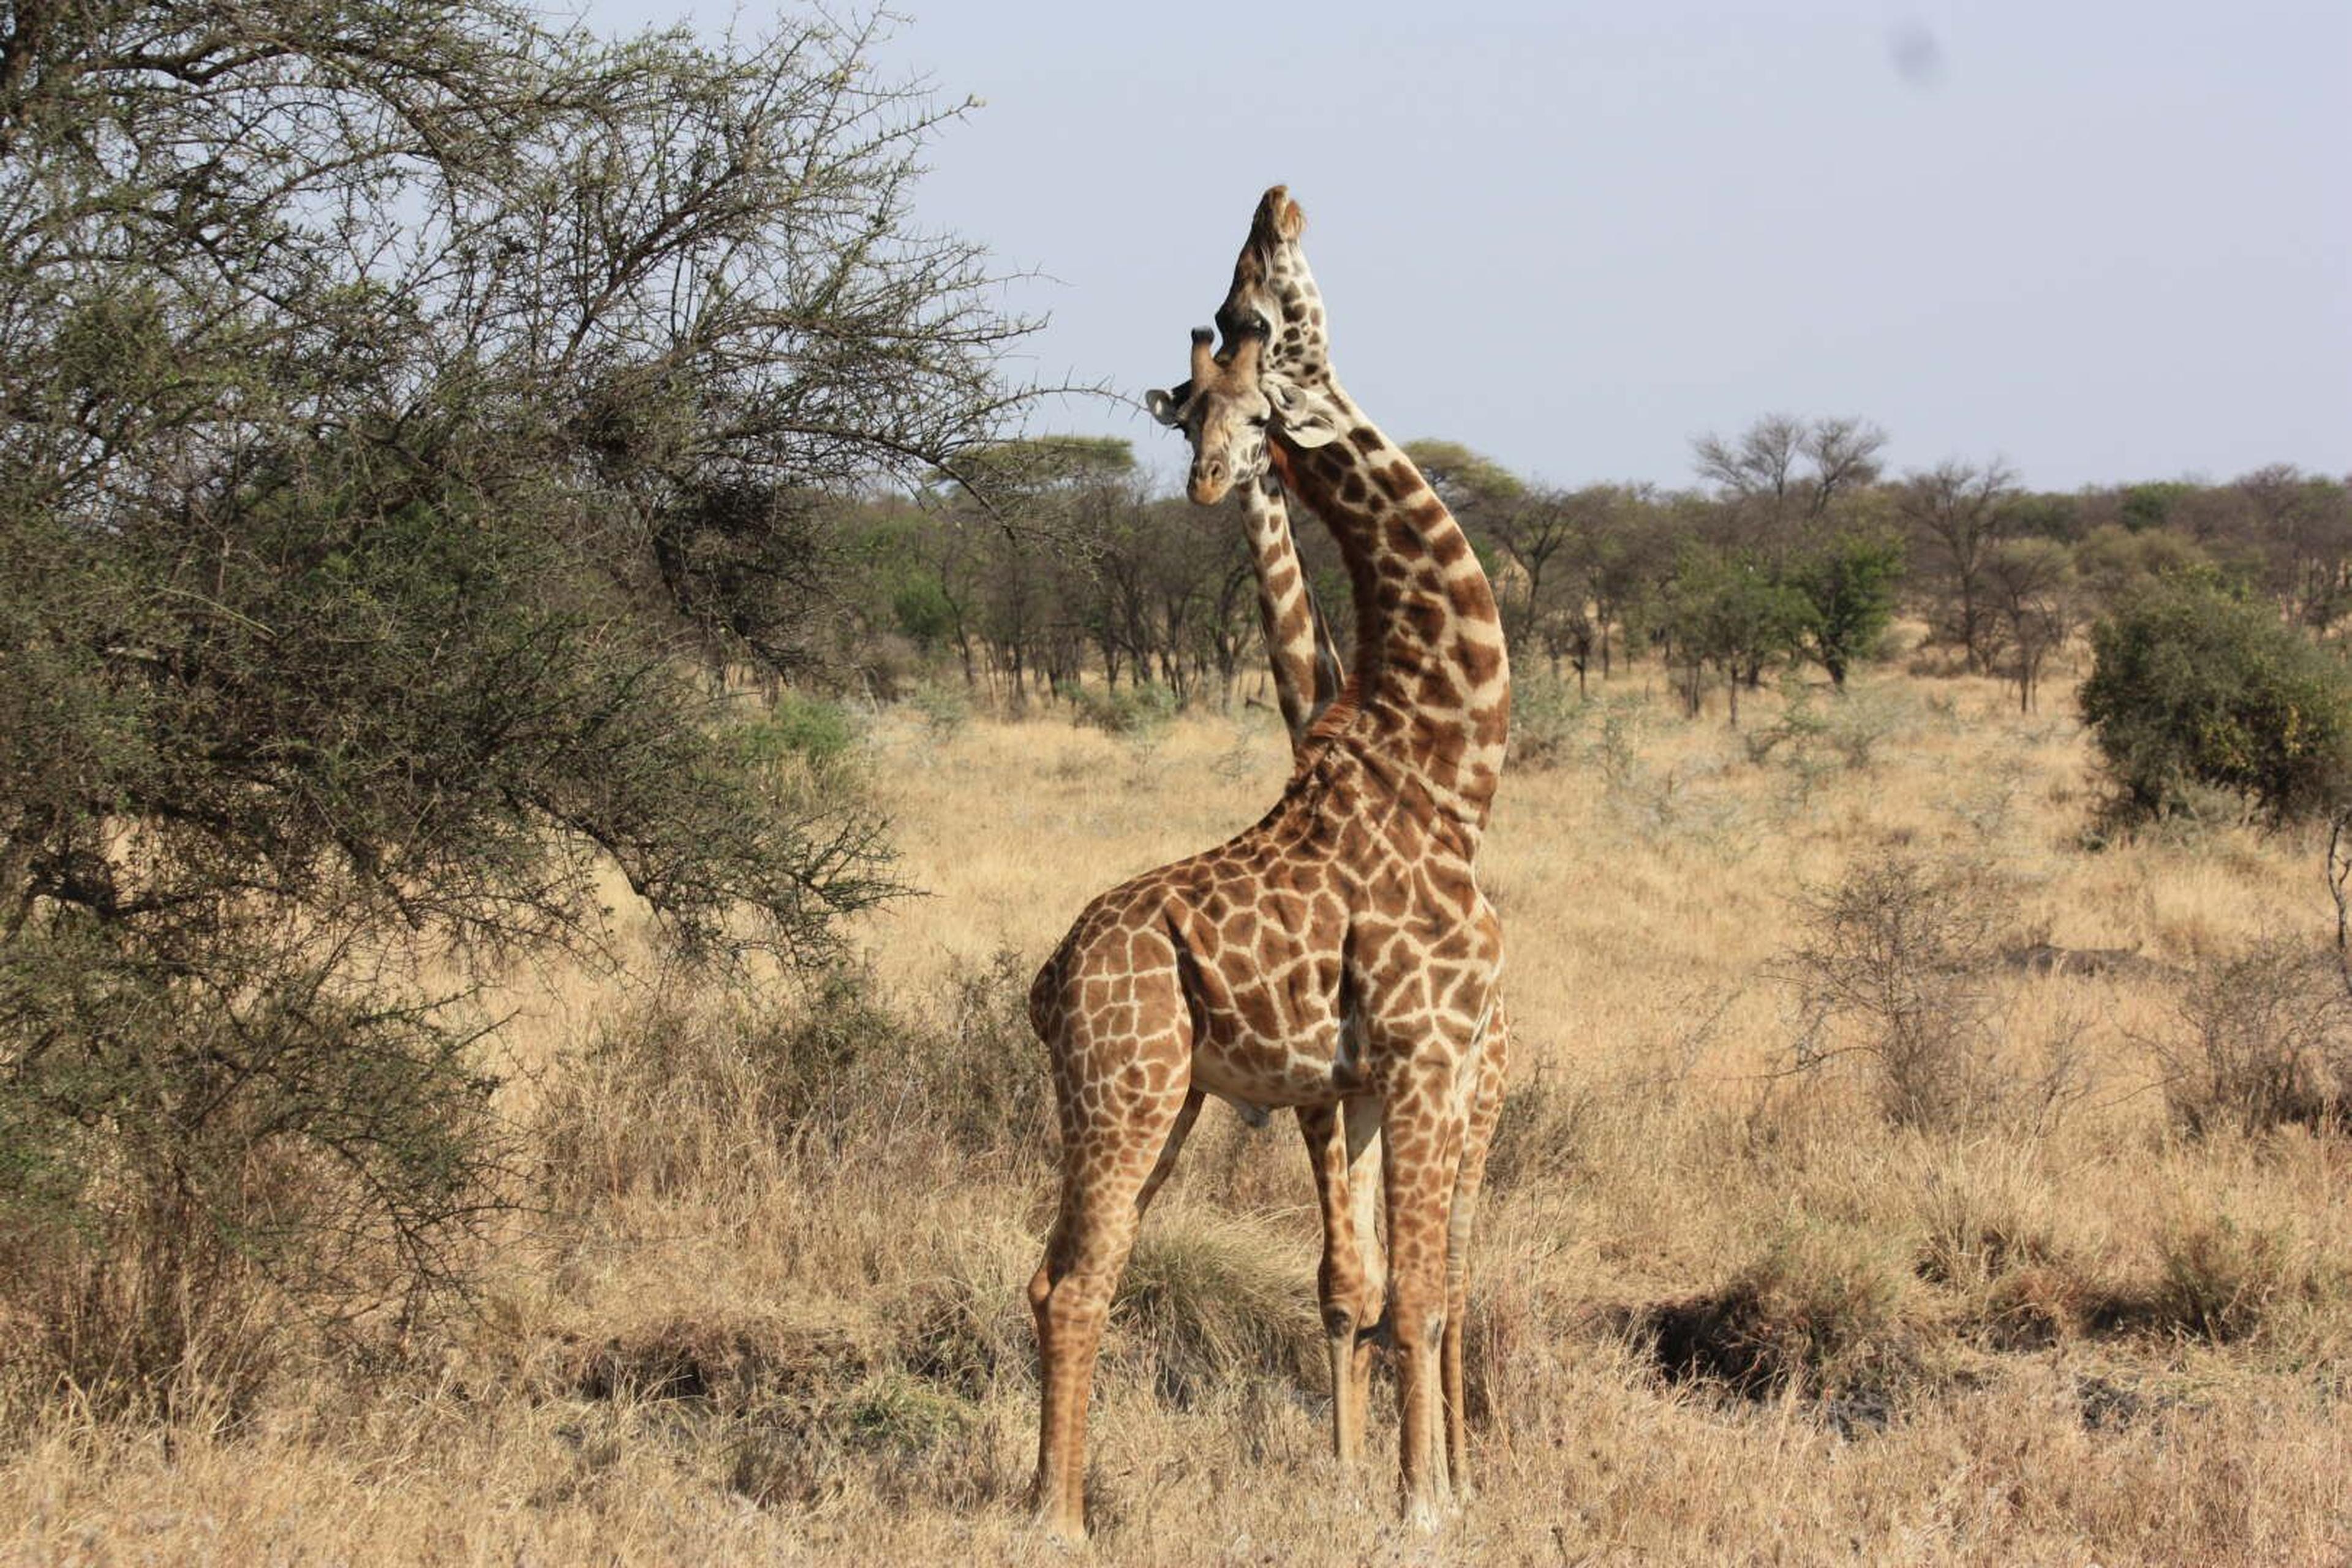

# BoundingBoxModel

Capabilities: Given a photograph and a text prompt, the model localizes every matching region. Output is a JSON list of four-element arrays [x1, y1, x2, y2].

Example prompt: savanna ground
[[7, 652, 2350, 1566]]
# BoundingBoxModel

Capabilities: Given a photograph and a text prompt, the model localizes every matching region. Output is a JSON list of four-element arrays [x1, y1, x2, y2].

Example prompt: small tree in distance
[[1661, 547, 1812, 725], [1787, 532, 1907, 688], [1986, 538, 2079, 714]]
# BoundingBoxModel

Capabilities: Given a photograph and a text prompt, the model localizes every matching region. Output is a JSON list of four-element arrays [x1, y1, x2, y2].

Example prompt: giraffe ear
[[1264, 372, 1345, 450], [1145, 384, 1188, 427]]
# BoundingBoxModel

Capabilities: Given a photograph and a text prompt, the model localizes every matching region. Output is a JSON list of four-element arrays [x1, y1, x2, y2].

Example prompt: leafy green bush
[[2081, 578, 2352, 824], [906, 681, 973, 743], [1, 0, 1008, 1406], [1506, 673, 1585, 769], [0, 927, 505, 1414], [1786, 532, 1906, 688], [1062, 681, 1178, 739]]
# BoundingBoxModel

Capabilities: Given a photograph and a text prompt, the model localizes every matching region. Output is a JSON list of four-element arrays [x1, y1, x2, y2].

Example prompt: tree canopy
[[0, 0, 1033, 1360]]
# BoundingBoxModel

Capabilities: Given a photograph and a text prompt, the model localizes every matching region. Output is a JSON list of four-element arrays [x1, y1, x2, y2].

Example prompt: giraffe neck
[[1240, 474, 1344, 752], [1276, 386, 1510, 830]]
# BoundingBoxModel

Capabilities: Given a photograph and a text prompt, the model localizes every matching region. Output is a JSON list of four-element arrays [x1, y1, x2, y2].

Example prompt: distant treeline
[[809, 421, 2350, 718]]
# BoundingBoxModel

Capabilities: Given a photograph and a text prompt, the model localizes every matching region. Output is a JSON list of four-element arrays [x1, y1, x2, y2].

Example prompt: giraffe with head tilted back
[[1154, 336, 1395, 1471], [1149, 201, 1512, 1486], [1025, 186, 1510, 1539]]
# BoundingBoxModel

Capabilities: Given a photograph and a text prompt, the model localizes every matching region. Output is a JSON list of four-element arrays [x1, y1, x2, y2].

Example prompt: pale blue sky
[[594, 1, 2350, 492]]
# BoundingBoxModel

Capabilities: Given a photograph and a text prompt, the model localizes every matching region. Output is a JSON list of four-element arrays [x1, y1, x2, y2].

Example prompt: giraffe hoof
[[1033, 1512, 1088, 1550]]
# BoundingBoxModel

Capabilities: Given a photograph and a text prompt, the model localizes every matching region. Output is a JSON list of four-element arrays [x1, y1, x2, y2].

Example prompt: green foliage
[[906, 681, 973, 742], [1063, 680, 1178, 739], [963, 437, 1136, 492], [733, 693, 860, 771], [1507, 673, 1585, 769], [1786, 532, 1906, 686], [1, 0, 1015, 1396], [0, 921, 506, 1411], [891, 573, 957, 649], [2073, 524, 2208, 614], [1660, 546, 1814, 722], [2120, 481, 2198, 533], [2080, 578, 2352, 824], [1403, 439, 1526, 512], [2001, 491, 2085, 543]]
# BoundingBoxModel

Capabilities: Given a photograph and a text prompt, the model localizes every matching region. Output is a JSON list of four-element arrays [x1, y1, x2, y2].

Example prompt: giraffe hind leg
[[1381, 1060, 1472, 1532], [1028, 1002, 1193, 1541], [1442, 1006, 1509, 1504]]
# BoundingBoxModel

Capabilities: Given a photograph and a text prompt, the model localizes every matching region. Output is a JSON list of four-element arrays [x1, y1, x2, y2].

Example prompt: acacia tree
[[1692, 413, 1887, 558], [1785, 530, 1906, 688], [1985, 537, 2078, 713], [0, 0, 1032, 1385], [1899, 459, 2019, 670], [1659, 546, 1811, 725], [2236, 464, 2352, 630]]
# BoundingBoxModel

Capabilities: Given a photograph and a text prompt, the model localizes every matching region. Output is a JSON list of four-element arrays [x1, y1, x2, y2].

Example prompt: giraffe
[[1158, 188, 1513, 1489], [1025, 190, 1511, 1539], [1157, 352, 1389, 1470]]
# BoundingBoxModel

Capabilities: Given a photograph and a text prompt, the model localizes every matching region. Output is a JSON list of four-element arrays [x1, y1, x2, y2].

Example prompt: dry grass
[[7, 667, 2352, 1566]]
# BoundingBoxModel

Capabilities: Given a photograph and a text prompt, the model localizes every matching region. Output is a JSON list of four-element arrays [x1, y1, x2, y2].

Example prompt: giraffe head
[[1217, 186, 1351, 451], [1147, 186, 1351, 505], [1219, 186, 1328, 385], [1145, 325, 1272, 507]]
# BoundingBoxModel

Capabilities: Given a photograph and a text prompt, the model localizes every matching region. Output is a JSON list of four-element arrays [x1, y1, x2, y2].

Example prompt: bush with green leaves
[[1785, 532, 1906, 688], [1659, 546, 1813, 724], [1063, 680, 1179, 739], [2080, 578, 2352, 824], [0, 0, 1020, 1398]]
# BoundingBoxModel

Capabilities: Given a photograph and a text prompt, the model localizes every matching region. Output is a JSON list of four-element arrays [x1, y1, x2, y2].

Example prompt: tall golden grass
[[6, 664, 2350, 1565]]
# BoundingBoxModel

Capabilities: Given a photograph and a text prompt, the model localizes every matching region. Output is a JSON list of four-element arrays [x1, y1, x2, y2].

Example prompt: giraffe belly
[[1191, 1044, 1344, 1110], [1188, 1006, 1353, 1110]]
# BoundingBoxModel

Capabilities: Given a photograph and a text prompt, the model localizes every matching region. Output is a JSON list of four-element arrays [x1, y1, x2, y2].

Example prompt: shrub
[[906, 681, 973, 743], [747, 692, 861, 768], [1781, 852, 2008, 1130], [2081, 577, 2352, 824], [0, 0, 1013, 1408], [1507, 673, 1584, 770], [2151, 939, 2350, 1137], [0, 929, 505, 1414], [1063, 680, 1178, 739], [1743, 679, 1910, 778], [1645, 1225, 1920, 1399]]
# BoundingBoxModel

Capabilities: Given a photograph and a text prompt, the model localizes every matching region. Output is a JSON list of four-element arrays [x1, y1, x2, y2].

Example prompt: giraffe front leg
[[1298, 1095, 1385, 1468], [1029, 1080, 1191, 1542]]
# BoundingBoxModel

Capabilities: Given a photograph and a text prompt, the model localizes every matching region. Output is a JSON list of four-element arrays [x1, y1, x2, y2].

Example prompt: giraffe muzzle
[[1189, 459, 1232, 506]]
